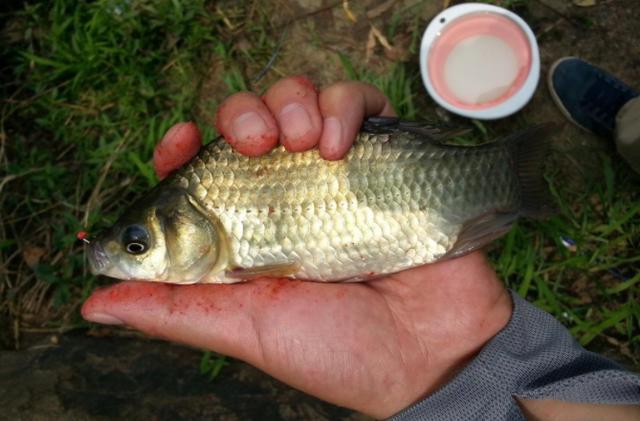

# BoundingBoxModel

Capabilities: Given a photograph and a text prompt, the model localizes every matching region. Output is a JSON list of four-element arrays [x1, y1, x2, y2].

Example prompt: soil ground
[[1, 331, 368, 420]]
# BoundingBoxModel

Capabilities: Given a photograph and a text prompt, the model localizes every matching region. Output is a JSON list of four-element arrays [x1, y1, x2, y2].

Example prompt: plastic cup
[[420, 3, 540, 120]]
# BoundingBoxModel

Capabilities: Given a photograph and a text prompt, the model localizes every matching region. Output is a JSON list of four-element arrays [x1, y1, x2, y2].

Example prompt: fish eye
[[122, 225, 149, 255]]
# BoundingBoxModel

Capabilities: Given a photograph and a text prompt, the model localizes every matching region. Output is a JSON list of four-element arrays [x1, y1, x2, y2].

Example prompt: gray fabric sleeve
[[391, 290, 640, 420]]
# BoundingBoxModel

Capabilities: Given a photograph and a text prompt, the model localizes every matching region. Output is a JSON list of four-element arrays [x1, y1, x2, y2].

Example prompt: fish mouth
[[88, 242, 110, 275]]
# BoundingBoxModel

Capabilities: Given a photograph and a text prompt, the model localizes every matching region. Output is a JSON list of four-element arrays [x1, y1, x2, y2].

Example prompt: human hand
[[82, 77, 513, 418]]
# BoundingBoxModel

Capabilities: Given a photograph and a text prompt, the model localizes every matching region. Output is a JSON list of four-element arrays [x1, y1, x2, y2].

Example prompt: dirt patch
[[0, 332, 370, 420]]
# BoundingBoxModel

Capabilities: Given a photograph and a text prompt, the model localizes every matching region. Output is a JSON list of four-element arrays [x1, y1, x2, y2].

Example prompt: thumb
[[81, 281, 261, 362]]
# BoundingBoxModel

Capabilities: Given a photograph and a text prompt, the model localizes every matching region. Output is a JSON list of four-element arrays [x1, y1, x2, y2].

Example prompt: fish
[[88, 117, 554, 284]]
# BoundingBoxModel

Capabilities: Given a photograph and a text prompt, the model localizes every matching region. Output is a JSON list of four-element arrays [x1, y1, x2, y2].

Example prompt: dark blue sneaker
[[547, 57, 638, 139]]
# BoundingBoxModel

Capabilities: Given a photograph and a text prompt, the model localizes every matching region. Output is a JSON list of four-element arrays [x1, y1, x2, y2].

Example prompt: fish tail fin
[[504, 123, 559, 219]]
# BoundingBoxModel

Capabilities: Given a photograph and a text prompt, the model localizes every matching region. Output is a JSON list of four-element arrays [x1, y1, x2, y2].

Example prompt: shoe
[[547, 57, 638, 139]]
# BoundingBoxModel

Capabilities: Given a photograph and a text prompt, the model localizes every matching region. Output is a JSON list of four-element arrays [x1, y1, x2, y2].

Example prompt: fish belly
[[215, 194, 458, 281]]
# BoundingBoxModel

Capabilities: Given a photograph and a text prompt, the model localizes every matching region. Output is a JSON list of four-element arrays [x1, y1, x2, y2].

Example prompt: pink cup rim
[[420, 3, 540, 120], [428, 12, 532, 110]]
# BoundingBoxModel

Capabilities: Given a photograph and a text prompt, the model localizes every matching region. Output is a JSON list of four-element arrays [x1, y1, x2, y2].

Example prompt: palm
[[242, 251, 508, 414]]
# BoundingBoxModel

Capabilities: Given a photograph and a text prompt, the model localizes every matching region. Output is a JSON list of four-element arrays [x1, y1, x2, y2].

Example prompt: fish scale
[[169, 128, 520, 281]]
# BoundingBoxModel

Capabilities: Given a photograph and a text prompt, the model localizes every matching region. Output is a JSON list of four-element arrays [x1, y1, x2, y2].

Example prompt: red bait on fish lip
[[77, 230, 91, 244]]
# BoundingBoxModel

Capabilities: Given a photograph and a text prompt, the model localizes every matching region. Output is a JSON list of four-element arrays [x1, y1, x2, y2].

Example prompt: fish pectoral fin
[[444, 211, 519, 259], [225, 261, 301, 280]]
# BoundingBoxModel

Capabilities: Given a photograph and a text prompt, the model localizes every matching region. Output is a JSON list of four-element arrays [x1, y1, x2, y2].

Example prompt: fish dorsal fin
[[362, 116, 471, 142], [444, 211, 519, 260]]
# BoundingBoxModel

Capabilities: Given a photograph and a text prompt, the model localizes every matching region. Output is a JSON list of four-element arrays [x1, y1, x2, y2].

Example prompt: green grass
[[491, 156, 639, 356], [1, 0, 638, 369], [200, 351, 229, 381], [1, 0, 230, 337]]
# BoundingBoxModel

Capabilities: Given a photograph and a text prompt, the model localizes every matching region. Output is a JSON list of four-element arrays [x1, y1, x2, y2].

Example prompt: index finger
[[214, 92, 279, 157], [153, 122, 202, 180]]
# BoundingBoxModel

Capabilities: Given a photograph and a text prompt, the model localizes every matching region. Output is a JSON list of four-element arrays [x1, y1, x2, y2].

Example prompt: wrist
[[434, 286, 513, 383], [367, 252, 513, 418], [417, 281, 514, 404]]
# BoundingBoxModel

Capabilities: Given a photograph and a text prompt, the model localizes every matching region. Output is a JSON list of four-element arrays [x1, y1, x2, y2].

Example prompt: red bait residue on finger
[[290, 75, 318, 94]]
